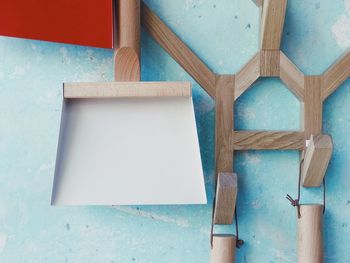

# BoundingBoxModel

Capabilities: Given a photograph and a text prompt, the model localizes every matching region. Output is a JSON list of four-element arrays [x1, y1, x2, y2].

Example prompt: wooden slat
[[141, 2, 216, 98], [114, 0, 141, 81], [216, 75, 235, 173], [233, 131, 305, 150], [279, 52, 305, 101], [214, 173, 237, 225], [235, 53, 260, 100], [63, 82, 191, 98], [301, 134, 333, 187], [304, 76, 322, 138], [211, 235, 236, 263], [260, 0, 287, 50], [260, 50, 280, 77], [322, 50, 350, 100]]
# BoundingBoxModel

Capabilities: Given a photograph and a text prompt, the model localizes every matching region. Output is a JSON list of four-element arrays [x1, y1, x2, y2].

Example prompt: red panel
[[0, 0, 113, 49]]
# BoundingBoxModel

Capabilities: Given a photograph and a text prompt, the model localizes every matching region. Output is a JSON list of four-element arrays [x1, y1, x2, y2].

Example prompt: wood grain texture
[[141, 2, 216, 98], [215, 75, 235, 173], [114, 0, 141, 81], [260, 50, 280, 77], [214, 173, 237, 225], [233, 131, 305, 150], [298, 205, 324, 263], [63, 82, 191, 98], [304, 76, 322, 138], [301, 134, 333, 187], [235, 53, 260, 100], [211, 235, 236, 263], [322, 50, 350, 100], [260, 0, 287, 50], [279, 51, 305, 101]]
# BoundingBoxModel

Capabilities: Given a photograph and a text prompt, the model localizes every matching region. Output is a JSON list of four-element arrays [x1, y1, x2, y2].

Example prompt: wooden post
[[297, 204, 324, 263], [301, 134, 333, 187], [260, 0, 287, 50], [114, 0, 141, 81], [211, 235, 236, 263], [214, 173, 237, 225], [215, 75, 235, 175], [304, 76, 323, 139]]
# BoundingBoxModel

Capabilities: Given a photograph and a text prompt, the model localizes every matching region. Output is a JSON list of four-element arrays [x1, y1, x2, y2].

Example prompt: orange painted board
[[0, 0, 113, 48]]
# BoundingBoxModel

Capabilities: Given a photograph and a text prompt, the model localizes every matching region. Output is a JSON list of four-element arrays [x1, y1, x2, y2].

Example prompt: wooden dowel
[[114, 0, 141, 81], [297, 204, 324, 263], [211, 234, 236, 263]]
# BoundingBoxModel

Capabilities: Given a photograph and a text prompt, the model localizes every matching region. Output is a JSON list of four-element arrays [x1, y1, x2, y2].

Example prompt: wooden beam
[[141, 2, 216, 98], [235, 53, 260, 100], [322, 50, 350, 100], [114, 0, 141, 81], [260, 0, 287, 50], [304, 76, 322, 138], [214, 173, 237, 225], [216, 75, 235, 173], [301, 134, 333, 187], [63, 82, 191, 98], [233, 131, 305, 150], [260, 50, 280, 77], [279, 52, 305, 101]]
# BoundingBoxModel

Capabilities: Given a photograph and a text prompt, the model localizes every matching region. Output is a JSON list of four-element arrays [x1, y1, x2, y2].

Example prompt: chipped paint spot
[[0, 233, 7, 253], [332, 0, 350, 49], [114, 207, 190, 228]]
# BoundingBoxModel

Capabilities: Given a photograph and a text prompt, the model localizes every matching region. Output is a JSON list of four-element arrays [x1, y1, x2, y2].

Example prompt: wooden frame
[[141, 0, 350, 224]]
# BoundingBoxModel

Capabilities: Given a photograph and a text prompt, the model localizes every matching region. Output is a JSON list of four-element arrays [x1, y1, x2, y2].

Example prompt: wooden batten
[[279, 52, 305, 101], [297, 204, 324, 263], [260, 0, 287, 50], [114, 0, 141, 81], [301, 134, 333, 187], [303, 76, 323, 139], [141, 2, 216, 98], [214, 173, 237, 225], [215, 75, 235, 173], [322, 50, 350, 100], [260, 50, 280, 77], [211, 235, 236, 263], [235, 53, 260, 100], [233, 131, 305, 150], [63, 82, 191, 98]]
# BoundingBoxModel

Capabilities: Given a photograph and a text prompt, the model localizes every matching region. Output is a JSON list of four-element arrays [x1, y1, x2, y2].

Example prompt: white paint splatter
[[60, 47, 71, 64], [332, 0, 350, 49], [9, 65, 29, 79], [114, 206, 190, 228], [0, 233, 7, 253], [38, 162, 55, 173]]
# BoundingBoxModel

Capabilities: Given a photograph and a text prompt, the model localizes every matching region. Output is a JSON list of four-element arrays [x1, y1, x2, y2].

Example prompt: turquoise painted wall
[[1, 0, 349, 262]]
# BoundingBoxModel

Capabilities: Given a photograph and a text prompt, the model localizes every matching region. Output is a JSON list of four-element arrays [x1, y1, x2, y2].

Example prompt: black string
[[286, 152, 327, 217], [234, 207, 244, 248]]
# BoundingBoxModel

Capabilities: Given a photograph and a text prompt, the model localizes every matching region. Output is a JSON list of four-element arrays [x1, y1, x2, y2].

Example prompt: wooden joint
[[301, 134, 333, 187], [114, 0, 141, 81], [303, 76, 323, 138], [260, 0, 287, 50], [260, 50, 280, 77], [214, 173, 237, 225]]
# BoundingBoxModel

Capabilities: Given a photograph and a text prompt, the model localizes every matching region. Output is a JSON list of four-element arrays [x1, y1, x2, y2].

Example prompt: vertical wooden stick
[[215, 75, 235, 175], [297, 204, 324, 263], [211, 235, 236, 263], [114, 0, 141, 81]]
